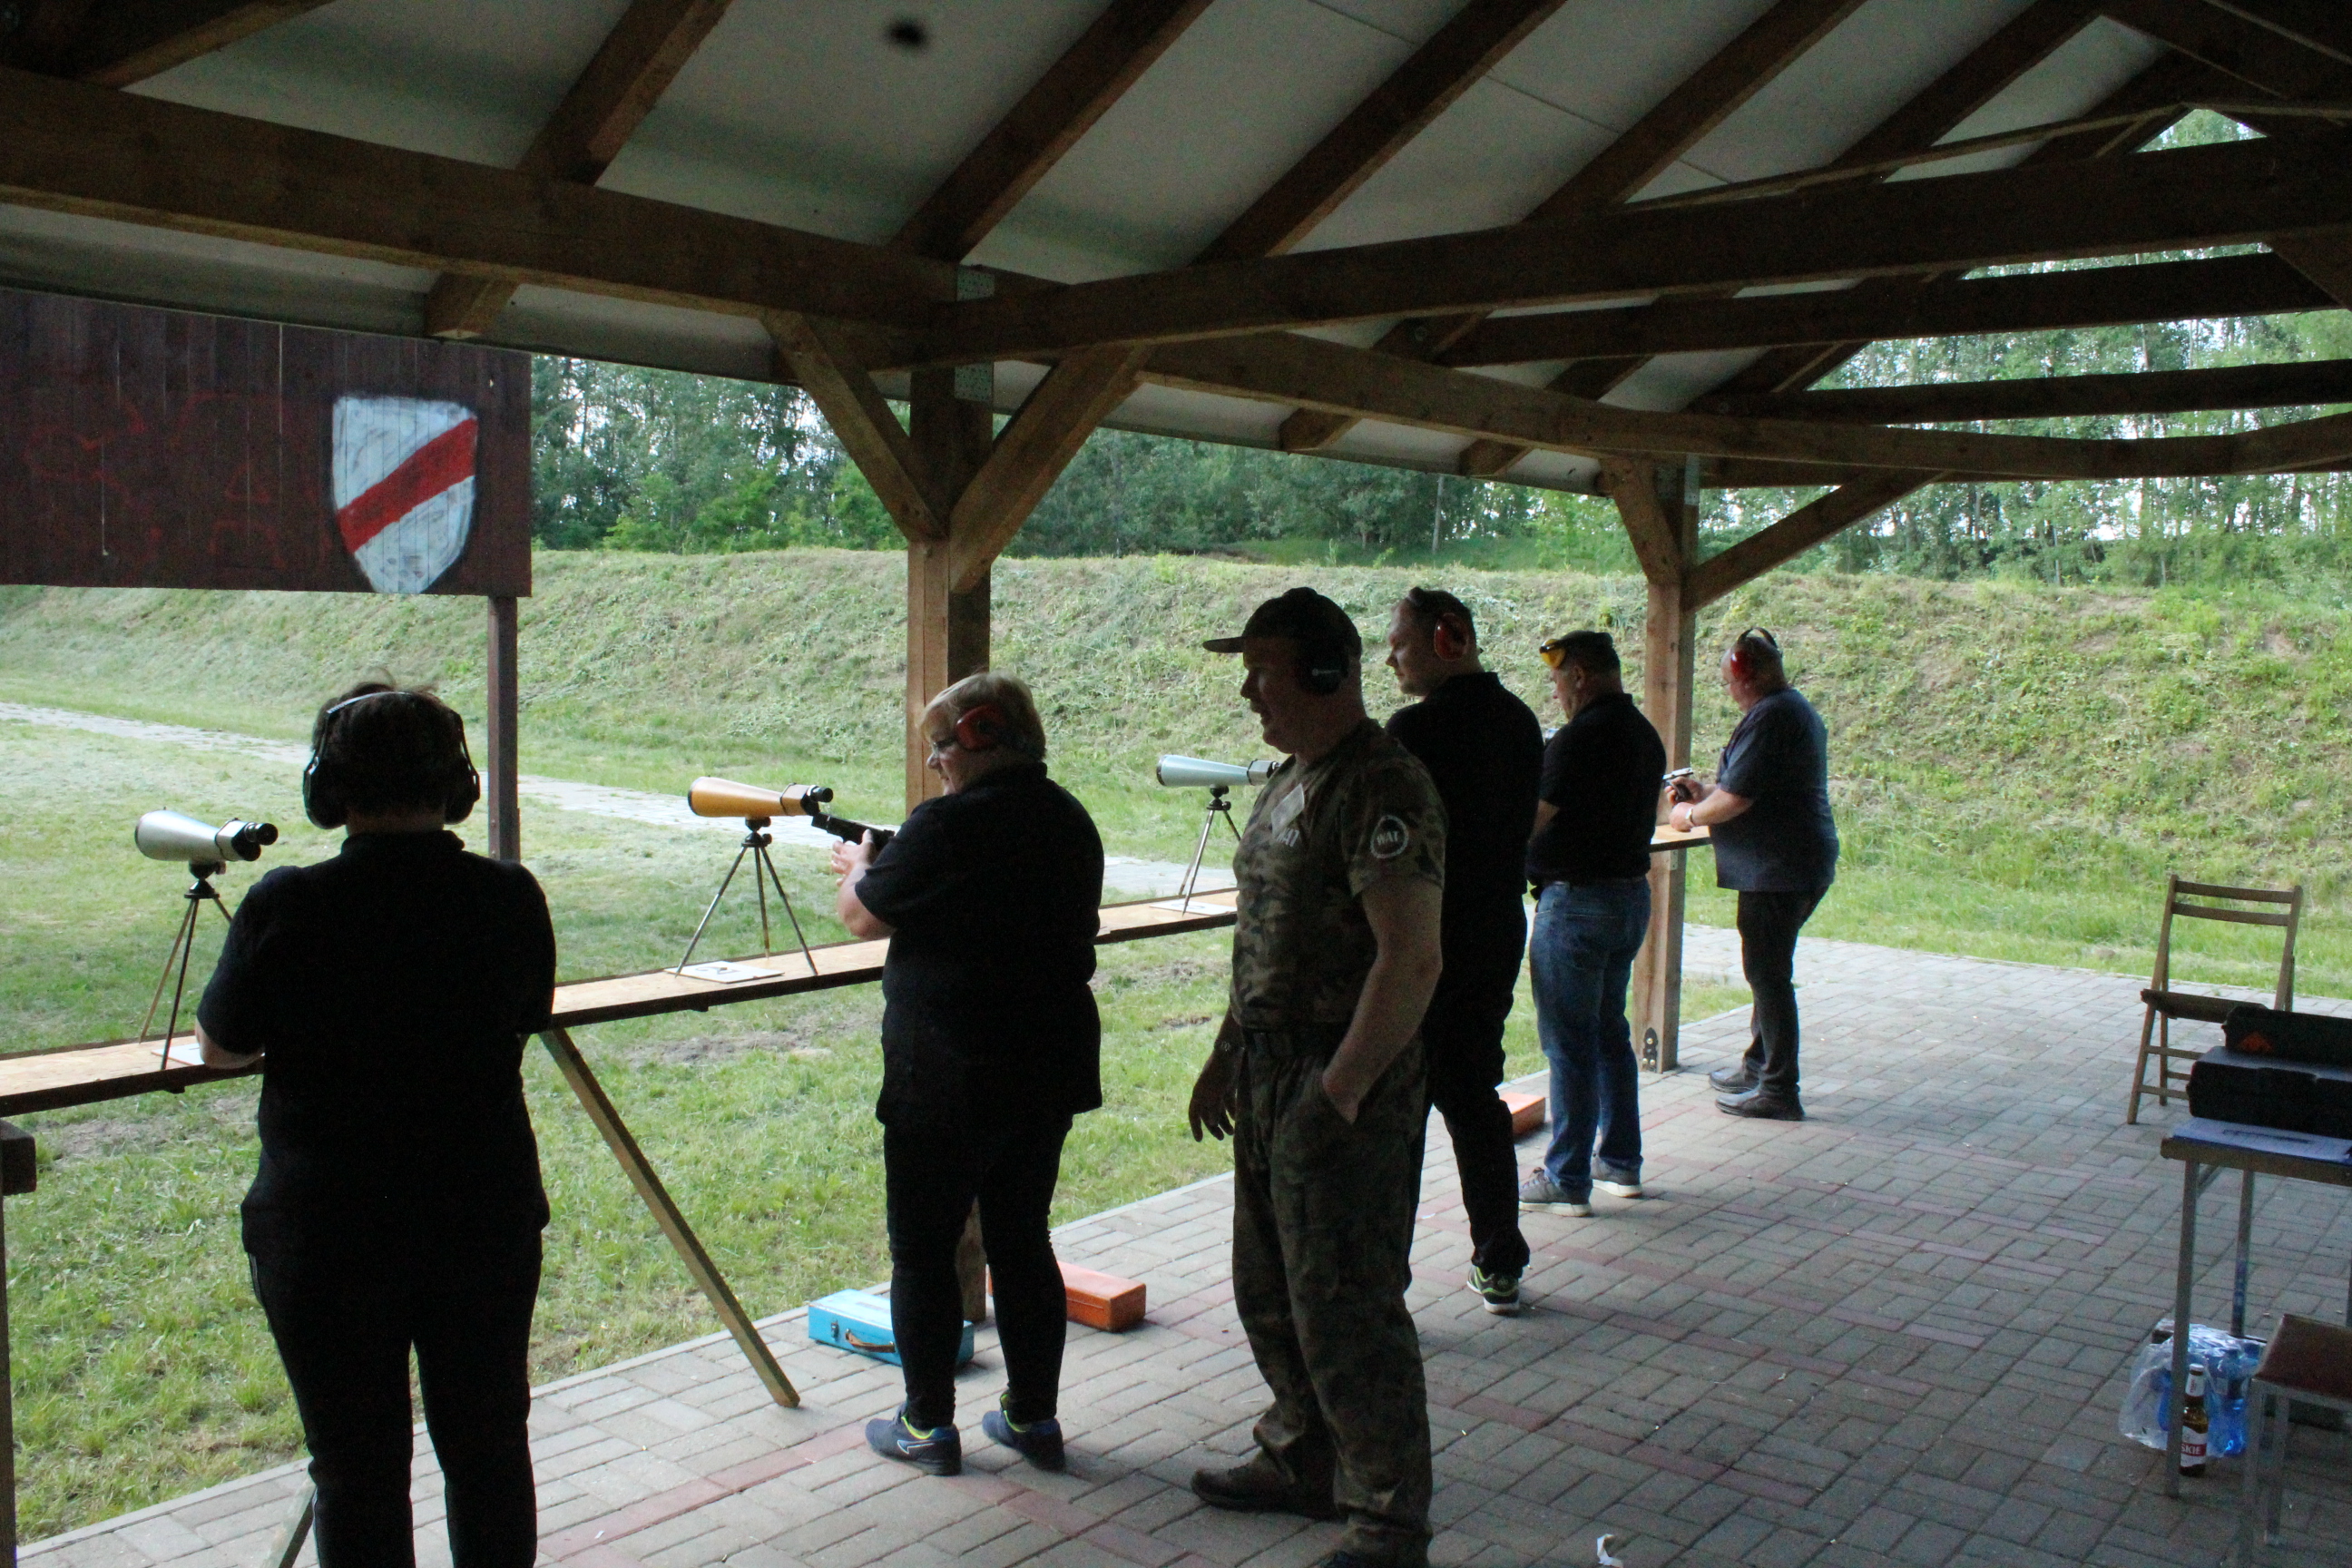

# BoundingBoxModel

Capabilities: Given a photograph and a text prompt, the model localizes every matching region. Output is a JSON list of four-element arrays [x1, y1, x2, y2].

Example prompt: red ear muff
[[1431, 615, 1468, 661], [1727, 627, 1776, 681], [955, 702, 1007, 751]]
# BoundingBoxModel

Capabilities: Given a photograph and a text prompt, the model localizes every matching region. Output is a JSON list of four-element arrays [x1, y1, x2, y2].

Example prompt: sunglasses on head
[[1538, 637, 1572, 670]]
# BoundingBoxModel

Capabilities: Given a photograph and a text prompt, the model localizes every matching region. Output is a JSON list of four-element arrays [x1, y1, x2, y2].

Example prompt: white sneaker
[[1594, 1169, 1643, 1199]]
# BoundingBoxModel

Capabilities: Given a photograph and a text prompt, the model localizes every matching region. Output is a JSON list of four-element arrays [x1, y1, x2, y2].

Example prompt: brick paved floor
[[27, 929, 2352, 1568]]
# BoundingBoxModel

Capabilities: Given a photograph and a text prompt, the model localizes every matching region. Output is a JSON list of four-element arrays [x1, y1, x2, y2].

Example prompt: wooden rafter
[[2107, 0, 2352, 100], [1437, 253, 2332, 366], [2208, 1, 2352, 68], [1685, 473, 1941, 608], [912, 135, 2352, 364], [1460, 0, 2110, 472], [767, 312, 946, 541], [1697, 359, 2352, 424], [0, 64, 956, 329], [426, 0, 736, 338], [889, 0, 1212, 261], [0, 0, 329, 85], [1196, 0, 1568, 264], [1278, 0, 1868, 454], [1138, 328, 2352, 480]]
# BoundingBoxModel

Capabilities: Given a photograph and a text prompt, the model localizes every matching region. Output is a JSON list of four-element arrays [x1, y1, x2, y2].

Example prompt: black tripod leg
[[758, 848, 820, 977], [138, 898, 201, 1043], [676, 841, 755, 972]]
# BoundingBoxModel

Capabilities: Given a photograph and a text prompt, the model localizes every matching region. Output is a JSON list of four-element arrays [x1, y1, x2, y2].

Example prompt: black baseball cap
[[1202, 586, 1362, 657]]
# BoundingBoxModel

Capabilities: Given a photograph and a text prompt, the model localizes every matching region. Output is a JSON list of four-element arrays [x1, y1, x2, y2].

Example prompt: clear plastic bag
[[2118, 1319, 2264, 1455]]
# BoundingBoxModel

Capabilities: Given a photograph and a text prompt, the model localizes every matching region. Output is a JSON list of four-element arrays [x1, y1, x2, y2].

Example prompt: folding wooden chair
[[2128, 875, 2302, 1124]]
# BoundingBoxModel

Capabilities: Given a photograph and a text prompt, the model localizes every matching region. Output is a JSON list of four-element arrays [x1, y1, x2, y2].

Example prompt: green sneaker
[[1467, 1265, 1523, 1315]]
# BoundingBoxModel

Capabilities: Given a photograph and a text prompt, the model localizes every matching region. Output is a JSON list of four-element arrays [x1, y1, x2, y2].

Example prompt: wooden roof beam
[[2207, 1, 2352, 68], [1278, 0, 1869, 454], [0, 1, 331, 86], [1440, 252, 2332, 365], [1697, 358, 2352, 424], [1139, 328, 2352, 479], [1684, 471, 1941, 608], [890, 0, 1211, 260], [0, 63, 955, 328], [914, 135, 2352, 363], [426, 0, 737, 338]]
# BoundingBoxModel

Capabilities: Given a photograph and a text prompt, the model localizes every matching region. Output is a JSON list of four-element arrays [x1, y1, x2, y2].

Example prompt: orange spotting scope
[[686, 777, 834, 820]]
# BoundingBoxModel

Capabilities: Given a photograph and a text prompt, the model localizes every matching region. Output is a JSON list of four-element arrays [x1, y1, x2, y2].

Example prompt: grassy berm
[[0, 545, 2336, 1534]]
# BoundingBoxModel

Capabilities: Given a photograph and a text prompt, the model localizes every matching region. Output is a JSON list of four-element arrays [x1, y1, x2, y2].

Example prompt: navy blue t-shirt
[[853, 762, 1104, 1127], [1710, 688, 1838, 893], [197, 832, 556, 1246]]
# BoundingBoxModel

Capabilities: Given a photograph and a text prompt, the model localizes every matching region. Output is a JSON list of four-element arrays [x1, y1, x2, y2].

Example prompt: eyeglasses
[[1538, 637, 1571, 670], [926, 732, 960, 757]]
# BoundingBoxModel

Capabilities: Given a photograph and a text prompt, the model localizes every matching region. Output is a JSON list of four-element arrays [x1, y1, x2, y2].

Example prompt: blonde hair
[[923, 671, 1048, 760]]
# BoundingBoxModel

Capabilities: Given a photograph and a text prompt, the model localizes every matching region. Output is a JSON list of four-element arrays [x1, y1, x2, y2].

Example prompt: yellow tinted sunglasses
[[1538, 637, 1572, 670]]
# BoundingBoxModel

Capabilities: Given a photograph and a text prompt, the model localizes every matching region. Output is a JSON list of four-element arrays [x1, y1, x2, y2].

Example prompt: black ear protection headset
[[303, 689, 482, 828], [1298, 637, 1349, 696], [953, 701, 1008, 751], [1726, 626, 1779, 682]]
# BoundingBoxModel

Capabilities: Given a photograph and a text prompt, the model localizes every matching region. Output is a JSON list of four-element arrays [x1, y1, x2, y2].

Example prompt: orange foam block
[[1060, 1263, 1146, 1330], [1503, 1090, 1546, 1138]]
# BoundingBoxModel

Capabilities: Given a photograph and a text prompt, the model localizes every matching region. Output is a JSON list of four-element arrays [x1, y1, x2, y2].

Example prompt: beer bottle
[[2179, 1364, 2210, 1476]]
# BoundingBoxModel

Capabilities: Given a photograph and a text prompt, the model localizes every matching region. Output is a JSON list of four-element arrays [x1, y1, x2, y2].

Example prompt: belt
[[1238, 1024, 1349, 1057], [1535, 873, 1651, 891]]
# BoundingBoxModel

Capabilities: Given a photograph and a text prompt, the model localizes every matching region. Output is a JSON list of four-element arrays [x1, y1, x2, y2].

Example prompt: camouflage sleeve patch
[[1345, 749, 1446, 898]]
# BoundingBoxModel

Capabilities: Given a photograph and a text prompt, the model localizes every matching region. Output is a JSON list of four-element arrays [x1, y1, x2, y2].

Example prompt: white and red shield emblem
[[332, 396, 479, 593]]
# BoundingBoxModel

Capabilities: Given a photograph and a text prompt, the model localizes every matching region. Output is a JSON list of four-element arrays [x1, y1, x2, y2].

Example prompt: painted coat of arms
[[332, 396, 480, 593]]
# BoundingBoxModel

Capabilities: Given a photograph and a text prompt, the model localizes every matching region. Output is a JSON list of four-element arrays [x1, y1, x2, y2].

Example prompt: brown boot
[[1191, 1455, 1338, 1520]]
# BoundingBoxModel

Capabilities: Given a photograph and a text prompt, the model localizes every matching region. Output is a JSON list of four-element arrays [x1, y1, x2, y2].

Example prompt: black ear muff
[[954, 702, 1008, 751], [441, 709, 481, 824], [302, 753, 346, 829], [1299, 643, 1348, 696]]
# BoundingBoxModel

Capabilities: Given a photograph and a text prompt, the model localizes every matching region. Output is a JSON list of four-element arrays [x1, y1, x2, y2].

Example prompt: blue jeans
[[1529, 878, 1651, 1197]]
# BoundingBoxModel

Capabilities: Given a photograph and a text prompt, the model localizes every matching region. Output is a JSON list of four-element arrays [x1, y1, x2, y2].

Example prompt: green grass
[[0, 544, 2330, 1534]]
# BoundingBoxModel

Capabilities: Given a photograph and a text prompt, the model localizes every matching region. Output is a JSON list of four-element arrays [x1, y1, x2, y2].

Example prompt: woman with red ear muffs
[[829, 671, 1104, 1478], [1667, 630, 1839, 1121]]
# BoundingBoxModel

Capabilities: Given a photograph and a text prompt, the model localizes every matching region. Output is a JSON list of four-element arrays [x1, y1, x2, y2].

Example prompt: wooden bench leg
[[540, 1029, 799, 1408]]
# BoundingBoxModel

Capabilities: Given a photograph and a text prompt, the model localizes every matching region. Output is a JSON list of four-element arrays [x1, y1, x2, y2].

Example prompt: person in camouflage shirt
[[1185, 588, 1446, 1568]]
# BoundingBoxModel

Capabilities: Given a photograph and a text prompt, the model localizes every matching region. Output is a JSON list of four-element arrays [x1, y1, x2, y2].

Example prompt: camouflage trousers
[[1232, 1038, 1432, 1567]]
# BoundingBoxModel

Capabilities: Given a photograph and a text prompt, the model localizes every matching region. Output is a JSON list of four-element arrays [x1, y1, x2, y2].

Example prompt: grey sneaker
[[1466, 1265, 1522, 1315], [1517, 1173, 1592, 1217], [1594, 1165, 1643, 1199]]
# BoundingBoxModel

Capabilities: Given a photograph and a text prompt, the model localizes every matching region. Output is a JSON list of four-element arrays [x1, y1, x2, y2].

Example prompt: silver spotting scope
[[135, 810, 279, 869], [1155, 755, 1276, 789]]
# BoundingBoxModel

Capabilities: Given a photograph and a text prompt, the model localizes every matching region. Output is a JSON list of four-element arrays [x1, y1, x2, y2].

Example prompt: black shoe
[[981, 1396, 1065, 1472], [1719, 1092, 1803, 1121], [1191, 1458, 1338, 1520], [867, 1407, 961, 1475], [1709, 1064, 1759, 1093]]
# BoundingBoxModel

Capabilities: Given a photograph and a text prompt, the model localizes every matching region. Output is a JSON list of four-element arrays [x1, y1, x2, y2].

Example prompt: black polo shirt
[[197, 832, 556, 1245], [854, 761, 1104, 1127], [1526, 692, 1667, 886], [1387, 671, 1542, 985]]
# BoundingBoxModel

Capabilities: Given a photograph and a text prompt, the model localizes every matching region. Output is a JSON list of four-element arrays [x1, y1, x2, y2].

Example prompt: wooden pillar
[[0, 1121, 35, 1567], [485, 594, 521, 863], [904, 368, 995, 810], [1614, 458, 1699, 1073]]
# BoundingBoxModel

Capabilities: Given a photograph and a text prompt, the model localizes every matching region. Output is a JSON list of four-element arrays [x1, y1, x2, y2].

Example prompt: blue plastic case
[[806, 1289, 975, 1367]]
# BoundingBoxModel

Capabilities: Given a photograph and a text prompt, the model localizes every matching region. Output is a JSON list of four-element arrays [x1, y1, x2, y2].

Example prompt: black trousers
[[1420, 965, 1531, 1277], [884, 1116, 1071, 1429], [248, 1221, 542, 1568], [1736, 889, 1825, 1099]]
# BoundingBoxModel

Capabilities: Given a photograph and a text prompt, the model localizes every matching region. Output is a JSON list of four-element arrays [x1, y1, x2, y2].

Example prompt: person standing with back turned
[[1381, 587, 1540, 1314], [1186, 587, 1446, 1568], [1669, 629, 1838, 1122], [1518, 632, 1665, 1218]]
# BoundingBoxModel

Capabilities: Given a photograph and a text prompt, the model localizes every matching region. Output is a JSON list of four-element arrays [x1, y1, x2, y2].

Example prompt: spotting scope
[[134, 811, 278, 869], [687, 777, 834, 819], [1155, 755, 1277, 789]]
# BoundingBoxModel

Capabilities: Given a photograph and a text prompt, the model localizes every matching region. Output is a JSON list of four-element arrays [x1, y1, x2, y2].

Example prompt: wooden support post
[[538, 1028, 799, 1407], [904, 367, 996, 809], [485, 594, 521, 863], [1614, 459, 1699, 1074], [0, 1122, 31, 1568]]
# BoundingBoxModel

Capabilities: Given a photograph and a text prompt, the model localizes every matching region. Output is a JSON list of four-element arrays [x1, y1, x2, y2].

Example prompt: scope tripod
[[676, 818, 818, 976], [1173, 785, 1244, 911], [142, 862, 232, 1068]]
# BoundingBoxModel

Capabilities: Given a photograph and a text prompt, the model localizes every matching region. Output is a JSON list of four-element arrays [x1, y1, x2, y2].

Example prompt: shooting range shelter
[[5, 0, 2352, 1558]]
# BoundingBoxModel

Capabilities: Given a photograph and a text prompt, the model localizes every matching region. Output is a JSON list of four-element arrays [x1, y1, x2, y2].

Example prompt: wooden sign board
[[0, 287, 529, 596]]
